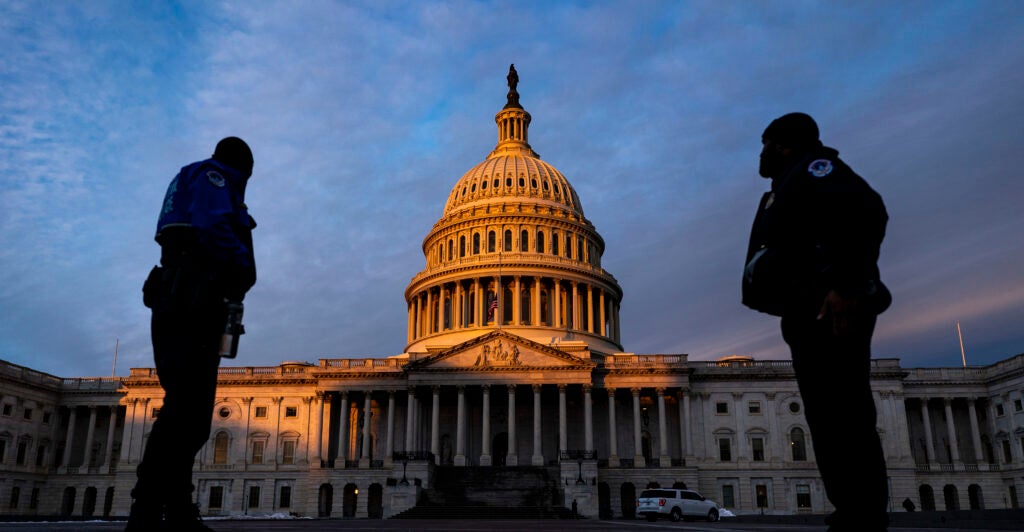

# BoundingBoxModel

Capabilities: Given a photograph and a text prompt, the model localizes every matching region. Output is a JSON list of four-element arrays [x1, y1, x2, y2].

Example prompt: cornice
[[406, 261, 622, 298]]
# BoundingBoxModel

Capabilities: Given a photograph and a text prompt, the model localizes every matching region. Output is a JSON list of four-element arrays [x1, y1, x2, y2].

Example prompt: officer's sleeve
[[187, 170, 254, 272]]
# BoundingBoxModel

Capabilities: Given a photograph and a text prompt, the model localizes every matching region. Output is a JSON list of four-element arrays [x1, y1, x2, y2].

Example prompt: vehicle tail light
[[659, 498, 666, 506]]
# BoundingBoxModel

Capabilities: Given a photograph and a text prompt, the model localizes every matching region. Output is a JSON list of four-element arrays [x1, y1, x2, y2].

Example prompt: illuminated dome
[[405, 65, 622, 356]]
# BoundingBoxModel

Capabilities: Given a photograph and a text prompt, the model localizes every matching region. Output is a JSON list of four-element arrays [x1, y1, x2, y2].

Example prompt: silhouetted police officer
[[128, 137, 256, 531], [743, 113, 890, 532]]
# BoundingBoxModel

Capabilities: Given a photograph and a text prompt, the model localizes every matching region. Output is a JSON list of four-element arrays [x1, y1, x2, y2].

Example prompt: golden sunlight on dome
[[405, 65, 623, 356]]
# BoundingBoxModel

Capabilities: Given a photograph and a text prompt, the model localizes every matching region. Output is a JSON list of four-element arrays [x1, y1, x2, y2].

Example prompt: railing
[[618, 459, 634, 468], [560, 450, 597, 460], [202, 464, 237, 471], [60, 377, 122, 391], [0, 359, 63, 388], [320, 358, 404, 370], [905, 367, 988, 382], [646, 458, 661, 468], [407, 252, 618, 287], [369, 460, 385, 469], [605, 354, 686, 368]]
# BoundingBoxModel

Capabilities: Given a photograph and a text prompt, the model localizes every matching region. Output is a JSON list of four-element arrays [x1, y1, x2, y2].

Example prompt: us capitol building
[[2, 69, 1024, 521]]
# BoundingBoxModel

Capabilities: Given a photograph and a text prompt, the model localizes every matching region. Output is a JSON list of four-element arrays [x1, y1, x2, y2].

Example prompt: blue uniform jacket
[[155, 158, 256, 293]]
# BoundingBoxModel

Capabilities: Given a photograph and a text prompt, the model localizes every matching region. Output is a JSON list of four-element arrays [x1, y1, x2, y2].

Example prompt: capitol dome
[[405, 66, 622, 356]]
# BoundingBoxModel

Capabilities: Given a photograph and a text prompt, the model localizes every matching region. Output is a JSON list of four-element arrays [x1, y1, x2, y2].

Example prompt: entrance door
[[493, 433, 508, 466]]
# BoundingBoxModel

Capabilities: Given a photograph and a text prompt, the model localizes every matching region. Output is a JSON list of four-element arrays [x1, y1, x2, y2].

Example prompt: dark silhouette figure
[[572, 498, 578, 519], [128, 137, 257, 531], [743, 113, 891, 532], [902, 498, 916, 512], [505, 63, 521, 109]]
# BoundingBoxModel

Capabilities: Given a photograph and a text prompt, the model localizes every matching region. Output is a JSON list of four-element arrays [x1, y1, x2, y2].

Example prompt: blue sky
[[2, 1, 1022, 377]]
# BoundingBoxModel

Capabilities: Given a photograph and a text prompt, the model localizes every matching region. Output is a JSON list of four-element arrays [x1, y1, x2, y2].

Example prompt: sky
[[1, 1, 1023, 378]]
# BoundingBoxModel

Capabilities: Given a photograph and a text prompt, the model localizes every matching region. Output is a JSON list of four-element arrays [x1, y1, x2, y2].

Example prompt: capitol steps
[[391, 465, 575, 519]]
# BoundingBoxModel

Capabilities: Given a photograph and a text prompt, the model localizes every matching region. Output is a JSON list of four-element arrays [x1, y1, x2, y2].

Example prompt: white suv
[[637, 488, 720, 522]]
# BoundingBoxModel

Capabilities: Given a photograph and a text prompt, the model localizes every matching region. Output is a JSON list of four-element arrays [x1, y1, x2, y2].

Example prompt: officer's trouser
[[782, 313, 888, 530], [134, 267, 224, 505]]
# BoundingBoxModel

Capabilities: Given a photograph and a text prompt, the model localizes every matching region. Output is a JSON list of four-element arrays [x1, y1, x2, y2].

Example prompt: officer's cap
[[213, 137, 254, 177], [762, 113, 821, 150]]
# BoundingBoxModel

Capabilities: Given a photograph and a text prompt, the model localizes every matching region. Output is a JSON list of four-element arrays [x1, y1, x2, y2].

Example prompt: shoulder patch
[[807, 159, 833, 178], [206, 170, 226, 187]]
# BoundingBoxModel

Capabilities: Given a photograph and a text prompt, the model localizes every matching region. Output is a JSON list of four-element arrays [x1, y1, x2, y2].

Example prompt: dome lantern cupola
[[489, 64, 539, 160]]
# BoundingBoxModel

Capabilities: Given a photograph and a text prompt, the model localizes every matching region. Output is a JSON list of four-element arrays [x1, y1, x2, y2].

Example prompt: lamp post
[[576, 459, 584, 485], [399, 459, 409, 486]]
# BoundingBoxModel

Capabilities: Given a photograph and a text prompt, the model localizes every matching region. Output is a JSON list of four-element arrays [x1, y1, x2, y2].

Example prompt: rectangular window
[[251, 441, 264, 464], [996, 404, 1005, 416], [752, 438, 765, 461], [35, 446, 45, 467], [29, 488, 39, 510], [248, 486, 261, 509], [748, 401, 761, 415], [796, 484, 811, 509], [755, 484, 768, 508], [284, 406, 297, 418], [279, 486, 292, 508], [722, 485, 735, 508], [254, 406, 267, 418], [0, 440, 6, 463], [2, 404, 12, 416], [716, 402, 729, 415], [42, 412, 51, 424], [208, 486, 223, 509], [1002, 440, 1012, 463], [719, 438, 732, 461], [23, 408, 32, 420], [8, 486, 20, 509], [16, 442, 27, 465], [282, 441, 295, 465], [1015, 399, 1023, 412]]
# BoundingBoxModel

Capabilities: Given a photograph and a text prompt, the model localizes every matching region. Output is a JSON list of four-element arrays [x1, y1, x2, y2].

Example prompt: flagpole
[[957, 321, 967, 368], [112, 337, 119, 377]]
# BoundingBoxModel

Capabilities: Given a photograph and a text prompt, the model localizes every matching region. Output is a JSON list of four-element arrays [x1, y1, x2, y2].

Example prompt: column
[[475, 279, 482, 326], [632, 389, 644, 466], [967, 398, 984, 463], [61, 406, 77, 471], [430, 386, 441, 464], [657, 388, 670, 466], [507, 385, 518, 466], [513, 276, 521, 326], [404, 388, 415, 453], [733, 392, 745, 460], [559, 385, 568, 454], [944, 398, 961, 464], [586, 285, 594, 334], [571, 281, 579, 330], [607, 388, 619, 467], [426, 290, 433, 334], [614, 302, 621, 343], [480, 385, 492, 466], [532, 277, 541, 325], [920, 398, 937, 465], [599, 289, 606, 337], [270, 397, 283, 466], [407, 302, 414, 341], [312, 393, 325, 463], [416, 293, 423, 337], [359, 392, 372, 468], [532, 384, 544, 465], [553, 281, 562, 327], [384, 391, 396, 466], [337, 392, 349, 465], [584, 385, 594, 453], [454, 283, 462, 329], [83, 406, 98, 468], [455, 386, 467, 466], [103, 406, 118, 471], [119, 400, 136, 464]]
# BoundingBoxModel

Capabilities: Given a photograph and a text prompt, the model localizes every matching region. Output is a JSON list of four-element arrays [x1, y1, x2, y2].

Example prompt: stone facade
[[3, 75, 1023, 520]]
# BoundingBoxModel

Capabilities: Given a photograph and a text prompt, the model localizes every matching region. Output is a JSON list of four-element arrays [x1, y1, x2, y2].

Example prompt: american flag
[[487, 294, 499, 321]]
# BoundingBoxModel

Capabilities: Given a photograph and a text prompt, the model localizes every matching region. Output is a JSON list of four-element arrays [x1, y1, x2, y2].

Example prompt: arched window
[[537, 231, 545, 253], [473, 233, 480, 254], [552, 232, 559, 255], [520, 230, 529, 252], [943, 484, 960, 511], [503, 230, 512, 252], [213, 432, 229, 464], [460, 236, 466, 257], [790, 428, 807, 461], [919, 484, 935, 511], [447, 240, 453, 261], [577, 236, 584, 261], [488, 231, 496, 253], [565, 234, 572, 258], [438, 244, 443, 263]]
